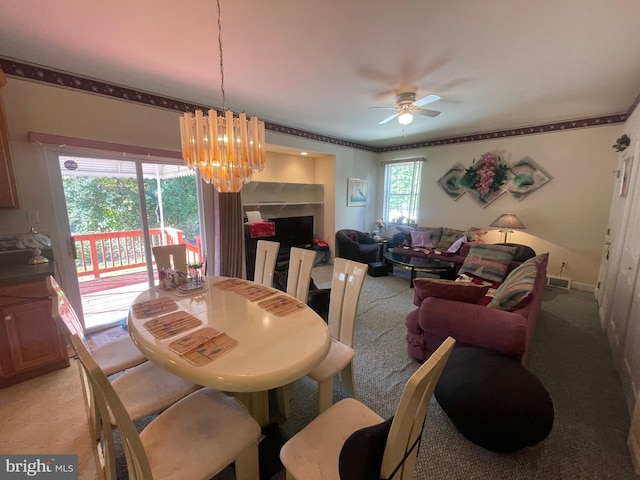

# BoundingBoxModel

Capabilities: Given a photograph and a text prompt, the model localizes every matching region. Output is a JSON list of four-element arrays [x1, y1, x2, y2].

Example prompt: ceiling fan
[[371, 92, 441, 125]]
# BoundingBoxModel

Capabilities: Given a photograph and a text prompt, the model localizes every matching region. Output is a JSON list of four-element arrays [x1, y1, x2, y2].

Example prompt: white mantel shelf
[[241, 181, 324, 213]]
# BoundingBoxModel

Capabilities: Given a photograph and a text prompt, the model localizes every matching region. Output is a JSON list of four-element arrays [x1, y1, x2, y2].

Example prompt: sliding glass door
[[56, 154, 201, 331]]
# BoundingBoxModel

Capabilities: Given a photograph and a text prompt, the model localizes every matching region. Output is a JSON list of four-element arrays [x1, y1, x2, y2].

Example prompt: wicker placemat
[[180, 333, 238, 366], [168, 327, 222, 355], [131, 297, 178, 319], [211, 278, 249, 290], [143, 311, 202, 339], [258, 295, 307, 316], [234, 283, 276, 302]]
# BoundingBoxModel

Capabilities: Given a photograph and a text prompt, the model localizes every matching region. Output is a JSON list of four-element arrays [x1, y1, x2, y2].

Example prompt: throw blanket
[[248, 221, 276, 238]]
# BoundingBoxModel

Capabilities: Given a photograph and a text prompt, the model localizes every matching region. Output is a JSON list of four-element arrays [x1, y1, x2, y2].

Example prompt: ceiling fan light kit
[[398, 111, 413, 125], [373, 92, 442, 126]]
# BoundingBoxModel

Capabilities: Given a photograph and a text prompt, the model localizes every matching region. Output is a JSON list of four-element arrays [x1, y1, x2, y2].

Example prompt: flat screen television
[[270, 215, 314, 247]]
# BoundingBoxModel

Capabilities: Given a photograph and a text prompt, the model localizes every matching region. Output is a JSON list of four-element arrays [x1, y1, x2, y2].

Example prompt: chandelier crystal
[[179, 0, 266, 193]]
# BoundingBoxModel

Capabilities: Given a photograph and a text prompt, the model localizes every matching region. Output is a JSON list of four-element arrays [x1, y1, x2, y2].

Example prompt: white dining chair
[[280, 337, 455, 480], [70, 333, 261, 480], [254, 240, 280, 286], [152, 244, 188, 273], [307, 257, 367, 413], [47, 275, 201, 441], [274, 246, 318, 418], [46, 276, 146, 376], [286, 247, 317, 301]]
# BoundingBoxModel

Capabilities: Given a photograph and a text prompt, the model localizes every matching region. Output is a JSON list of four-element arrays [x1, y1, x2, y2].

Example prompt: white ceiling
[[1, 0, 640, 149]]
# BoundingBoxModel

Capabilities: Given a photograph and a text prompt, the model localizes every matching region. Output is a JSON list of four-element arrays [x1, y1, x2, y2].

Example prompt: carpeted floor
[[175, 265, 635, 479], [269, 265, 637, 480], [82, 264, 639, 479]]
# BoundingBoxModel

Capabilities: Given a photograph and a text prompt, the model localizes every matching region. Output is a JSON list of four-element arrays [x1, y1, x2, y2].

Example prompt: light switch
[[27, 210, 40, 224]]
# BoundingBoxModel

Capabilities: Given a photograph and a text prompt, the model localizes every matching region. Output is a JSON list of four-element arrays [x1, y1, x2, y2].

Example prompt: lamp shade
[[490, 214, 526, 230]]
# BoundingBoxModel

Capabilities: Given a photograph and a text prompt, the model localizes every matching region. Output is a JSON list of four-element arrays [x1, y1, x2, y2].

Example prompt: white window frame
[[382, 158, 424, 226]]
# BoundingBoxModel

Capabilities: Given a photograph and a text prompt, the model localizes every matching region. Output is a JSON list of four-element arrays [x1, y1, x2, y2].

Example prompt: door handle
[[70, 237, 78, 260]]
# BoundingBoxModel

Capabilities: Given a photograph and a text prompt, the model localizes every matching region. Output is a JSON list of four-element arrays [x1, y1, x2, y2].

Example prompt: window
[[383, 159, 423, 225]]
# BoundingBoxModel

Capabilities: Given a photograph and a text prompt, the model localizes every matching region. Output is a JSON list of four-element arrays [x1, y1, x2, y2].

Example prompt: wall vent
[[546, 275, 571, 290]]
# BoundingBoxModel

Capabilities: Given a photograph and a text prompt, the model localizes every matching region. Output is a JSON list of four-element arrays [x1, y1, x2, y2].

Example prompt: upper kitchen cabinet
[[0, 70, 19, 209]]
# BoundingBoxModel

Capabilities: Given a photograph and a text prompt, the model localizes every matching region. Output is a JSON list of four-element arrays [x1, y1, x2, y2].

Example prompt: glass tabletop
[[383, 251, 455, 271]]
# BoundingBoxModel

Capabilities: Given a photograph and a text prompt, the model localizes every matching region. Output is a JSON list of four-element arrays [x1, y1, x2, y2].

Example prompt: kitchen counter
[[0, 248, 55, 286]]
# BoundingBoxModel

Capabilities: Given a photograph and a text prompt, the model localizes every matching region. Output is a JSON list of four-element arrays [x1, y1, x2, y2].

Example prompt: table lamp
[[490, 213, 525, 243]]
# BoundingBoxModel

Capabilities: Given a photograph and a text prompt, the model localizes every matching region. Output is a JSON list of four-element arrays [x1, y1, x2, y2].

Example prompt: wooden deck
[[79, 270, 153, 331]]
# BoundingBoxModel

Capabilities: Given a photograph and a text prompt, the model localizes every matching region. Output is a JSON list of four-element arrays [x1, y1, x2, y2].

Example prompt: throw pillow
[[487, 256, 539, 311], [396, 225, 414, 235], [447, 235, 467, 253], [347, 231, 358, 242], [438, 228, 465, 250], [410, 230, 433, 249], [338, 416, 393, 480], [464, 227, 486, 242], [494, 243, 537, 262], [458, 244, 517, 283], [413, 278, 490, 306], [416, 227, 443, 247]]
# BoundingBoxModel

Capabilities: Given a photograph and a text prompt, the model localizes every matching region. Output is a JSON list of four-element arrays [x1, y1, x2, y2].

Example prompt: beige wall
[[0, 77, 624, 288], [377, 126, 623, 289], [253, 151, 317, 184], [0, 78, 380, 266]]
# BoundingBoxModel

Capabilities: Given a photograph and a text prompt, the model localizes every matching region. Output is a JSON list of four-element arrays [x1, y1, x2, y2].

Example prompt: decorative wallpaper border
[[0, 57, 628, 154]]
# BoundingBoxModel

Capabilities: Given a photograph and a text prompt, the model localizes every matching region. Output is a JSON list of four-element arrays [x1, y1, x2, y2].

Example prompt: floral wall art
[[437, 151, 552, 207]]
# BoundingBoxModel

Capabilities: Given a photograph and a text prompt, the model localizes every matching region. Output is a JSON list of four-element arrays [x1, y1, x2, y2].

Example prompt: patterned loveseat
[[389, 226, 533, 273], [405, 246, 548, 366]]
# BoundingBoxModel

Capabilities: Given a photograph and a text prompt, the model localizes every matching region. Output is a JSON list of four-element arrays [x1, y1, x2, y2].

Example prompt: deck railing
[[73, 228, 202, 279]]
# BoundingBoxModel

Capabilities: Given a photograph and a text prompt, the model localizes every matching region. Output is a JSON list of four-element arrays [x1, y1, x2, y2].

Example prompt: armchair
[[335, 229, 379, 264]]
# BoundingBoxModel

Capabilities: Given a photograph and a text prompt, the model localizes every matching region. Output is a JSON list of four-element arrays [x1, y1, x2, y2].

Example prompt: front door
[[597, 153, 634, 329]]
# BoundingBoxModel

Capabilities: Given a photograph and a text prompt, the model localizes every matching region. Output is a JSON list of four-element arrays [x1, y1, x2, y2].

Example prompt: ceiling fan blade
[[368, 106, 397, 110], [413, 94, 441, 107], [379, 113, 400, 124], [414, 108, 441, 118]]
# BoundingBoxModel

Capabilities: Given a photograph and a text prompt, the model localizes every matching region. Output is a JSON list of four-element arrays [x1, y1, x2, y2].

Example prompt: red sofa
[[405, 253, 548, 366]]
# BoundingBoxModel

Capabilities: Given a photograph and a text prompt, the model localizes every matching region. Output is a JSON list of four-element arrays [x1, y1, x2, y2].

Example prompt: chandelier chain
[[217, 0, 226, 110], [178, 0, 266, 192]]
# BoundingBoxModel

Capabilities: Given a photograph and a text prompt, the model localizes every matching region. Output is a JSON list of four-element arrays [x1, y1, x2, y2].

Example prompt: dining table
[[127, 276, 332, 427]]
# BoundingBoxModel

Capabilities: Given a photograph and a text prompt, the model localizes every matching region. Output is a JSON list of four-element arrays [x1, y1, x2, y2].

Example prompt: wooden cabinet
[[0, 279, 69, 387], [0, 70, 19, 209]]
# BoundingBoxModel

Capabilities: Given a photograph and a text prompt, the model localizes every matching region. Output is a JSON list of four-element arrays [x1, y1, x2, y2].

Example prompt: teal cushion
[[487, 256, 539, 311], [458, 244, 517, 282], [438, 227, 465, 250]]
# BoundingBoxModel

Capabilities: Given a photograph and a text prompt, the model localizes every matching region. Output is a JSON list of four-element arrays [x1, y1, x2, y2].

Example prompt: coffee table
[[383, 251, 456, 287]]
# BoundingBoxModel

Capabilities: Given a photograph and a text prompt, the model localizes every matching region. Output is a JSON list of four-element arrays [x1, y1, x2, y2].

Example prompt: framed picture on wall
[[347, 178, 368, 206], [620, 155, 633, 197]]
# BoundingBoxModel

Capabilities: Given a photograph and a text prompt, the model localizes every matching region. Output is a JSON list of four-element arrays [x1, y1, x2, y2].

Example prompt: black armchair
[[335, 229, 379, 264]]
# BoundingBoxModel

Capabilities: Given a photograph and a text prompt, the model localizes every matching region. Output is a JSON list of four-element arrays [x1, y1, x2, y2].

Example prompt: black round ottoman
[[434, 347, 554, 453]]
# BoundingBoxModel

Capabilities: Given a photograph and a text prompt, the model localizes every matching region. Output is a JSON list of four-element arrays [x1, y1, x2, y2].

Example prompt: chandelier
[[179, 0, 266, 193]]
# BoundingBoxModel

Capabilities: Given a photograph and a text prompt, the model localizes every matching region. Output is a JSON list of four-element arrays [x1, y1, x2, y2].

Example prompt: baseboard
[[571, 282, 595, 293]]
